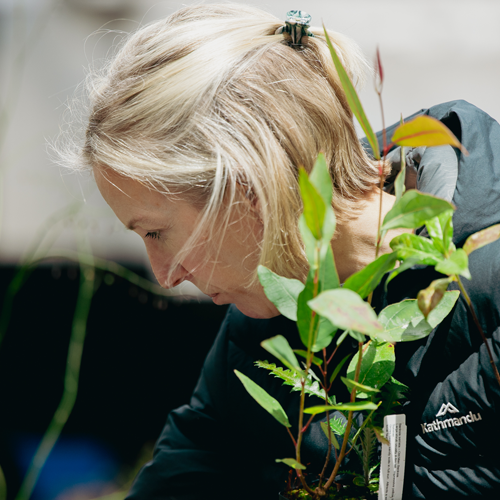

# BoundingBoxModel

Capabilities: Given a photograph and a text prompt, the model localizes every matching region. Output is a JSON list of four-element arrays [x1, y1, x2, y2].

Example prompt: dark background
[[0, 263, 228, 500]]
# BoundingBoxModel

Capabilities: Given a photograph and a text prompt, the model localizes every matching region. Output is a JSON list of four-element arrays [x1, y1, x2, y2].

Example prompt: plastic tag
[[378, 414, 406, 500]]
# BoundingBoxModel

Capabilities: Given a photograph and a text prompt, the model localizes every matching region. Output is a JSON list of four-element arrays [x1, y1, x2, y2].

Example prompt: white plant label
[[378, 414, 406, 500]]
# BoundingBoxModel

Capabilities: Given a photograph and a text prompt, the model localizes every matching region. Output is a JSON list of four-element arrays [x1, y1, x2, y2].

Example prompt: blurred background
[[0, 0, 499, 499]]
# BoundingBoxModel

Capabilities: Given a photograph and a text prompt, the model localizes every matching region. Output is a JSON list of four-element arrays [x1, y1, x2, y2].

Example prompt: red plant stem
[[318, 347, 334, 486], [302, 414, 315, 434], [294, 245, 321, 497], [457, 276, 500, 387], [287, 427, 297, 448], [322, 342, 364, 493], [327, 343, 340, 368]]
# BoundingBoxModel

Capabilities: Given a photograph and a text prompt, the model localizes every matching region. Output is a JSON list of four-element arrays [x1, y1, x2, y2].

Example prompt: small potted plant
[[235, 28, 500, 500]]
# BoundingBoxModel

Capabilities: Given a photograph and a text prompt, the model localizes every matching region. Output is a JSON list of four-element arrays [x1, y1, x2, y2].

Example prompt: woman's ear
[[235, 178, 263, 225]]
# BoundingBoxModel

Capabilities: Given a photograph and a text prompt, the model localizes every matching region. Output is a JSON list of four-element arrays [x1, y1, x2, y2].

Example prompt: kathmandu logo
[[436, 402, 459, 417], [421, 402, 482, 434]]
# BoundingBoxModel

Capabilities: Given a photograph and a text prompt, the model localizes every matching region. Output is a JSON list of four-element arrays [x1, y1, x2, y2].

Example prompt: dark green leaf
[[320, 421, 341, 450], [294, 349, 323, 366], [308, 289, 383, 337], [313, 317, 337, 352], [323, 26, 380, 160], [261, 335, 302, 375], [435, 248, 471, 279], [381, 190, 455, 231], [463, 223, 500, 256], [344, 252, 398, 299], [257, 266, 304, 321], [297, 270, 317, 350], [234, 370, 291, 427], [276, 458, 306, 470], [373, 377, 409, 429], [304, 401, 379, 415], [341, 376, 380, 395], [255, 361, 333, 404], [329, 353, 352, 384], [347, 342, 395, 398], [298, 168, 325, 240]]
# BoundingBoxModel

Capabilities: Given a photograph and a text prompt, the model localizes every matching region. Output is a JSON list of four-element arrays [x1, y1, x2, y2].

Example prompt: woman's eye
[[145, 231, 160, 240]]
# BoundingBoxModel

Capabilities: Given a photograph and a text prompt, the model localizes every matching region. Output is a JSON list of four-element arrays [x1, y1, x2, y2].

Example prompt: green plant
[[235, 31, 500, 500]]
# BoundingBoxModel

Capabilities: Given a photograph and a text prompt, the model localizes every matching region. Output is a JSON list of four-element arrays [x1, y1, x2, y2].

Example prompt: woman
[[72, 4, 500, 499]]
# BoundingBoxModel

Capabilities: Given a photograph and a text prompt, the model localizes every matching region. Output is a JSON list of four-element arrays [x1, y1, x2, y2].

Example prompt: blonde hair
[[73, 3, 386, 284]]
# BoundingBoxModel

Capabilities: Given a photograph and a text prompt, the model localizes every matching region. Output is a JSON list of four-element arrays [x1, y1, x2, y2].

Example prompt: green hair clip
[[275, 10, 315, 45]]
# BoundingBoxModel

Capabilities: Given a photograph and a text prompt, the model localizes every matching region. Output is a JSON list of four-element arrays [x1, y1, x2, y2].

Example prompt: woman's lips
[[208, 292, 221, 304]]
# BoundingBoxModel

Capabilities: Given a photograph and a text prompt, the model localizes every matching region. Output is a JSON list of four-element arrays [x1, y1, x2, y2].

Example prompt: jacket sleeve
[[125, 309, 232, 500]]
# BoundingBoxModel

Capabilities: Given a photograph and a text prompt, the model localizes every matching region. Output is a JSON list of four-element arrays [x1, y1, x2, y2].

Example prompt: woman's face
[[95, 169, 279, 319]]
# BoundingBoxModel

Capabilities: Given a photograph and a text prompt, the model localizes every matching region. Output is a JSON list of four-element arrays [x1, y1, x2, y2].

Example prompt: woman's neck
[[331, 189, 410, 284]]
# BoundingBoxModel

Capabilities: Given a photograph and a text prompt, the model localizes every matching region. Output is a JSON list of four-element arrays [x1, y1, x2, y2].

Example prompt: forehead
[[94, 167, 200, 227]]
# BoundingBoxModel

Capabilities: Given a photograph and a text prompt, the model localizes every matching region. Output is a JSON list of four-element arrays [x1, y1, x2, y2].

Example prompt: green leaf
[[329, 415, 348, 435], [313, 317, 337, 352], [318, 243, 340, 292], [435, 248, 471, 279], [417, 277, 454, 319], [234, 370, 291, 427], [304, 401, 379, 415], [255, 361, 333, 404], [308, 289, 383, 337], [309, 152, 332, 206], [390, 233, 444, 265], [348, 329, 366, 343], [426, 290, 460, 327], [296, 256, 339, 353], [329, 353, 352, 384], [294, 349, 323, 366], [323, 26, 380, 160], [463, 223, 500, 256], [276, 458, 306, 470], [298, 168, 325, 240], [341, 376, 380, 395], [320, 421, 341, 450], [373, 377, 409, 429], [297, 271, 317, 350], [347, 342, 395, 398], [344, 252, 398, 299], [257, 266, 304, 321], [381, 190, 455, 232], [391, 115, 468, 155], [376, 292, 459, 343], [336, 330, 349, 346], [425, 209, 455, 256], [261, 335, 302, 375]]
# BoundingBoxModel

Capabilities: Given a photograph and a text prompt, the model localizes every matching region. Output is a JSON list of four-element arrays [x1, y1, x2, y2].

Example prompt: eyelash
[[145, 231, 160, 240]]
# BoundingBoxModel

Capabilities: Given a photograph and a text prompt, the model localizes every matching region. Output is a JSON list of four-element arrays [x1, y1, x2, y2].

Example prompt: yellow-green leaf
[[391, 115, 468, 155], [463, 223, 500, 256]]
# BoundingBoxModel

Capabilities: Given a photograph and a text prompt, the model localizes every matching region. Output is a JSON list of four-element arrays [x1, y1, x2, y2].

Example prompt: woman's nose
[[147, 246, 190, 289]]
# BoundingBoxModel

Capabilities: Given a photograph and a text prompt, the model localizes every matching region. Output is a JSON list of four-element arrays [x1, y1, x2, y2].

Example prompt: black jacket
[[125, 101, 500, 499]]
